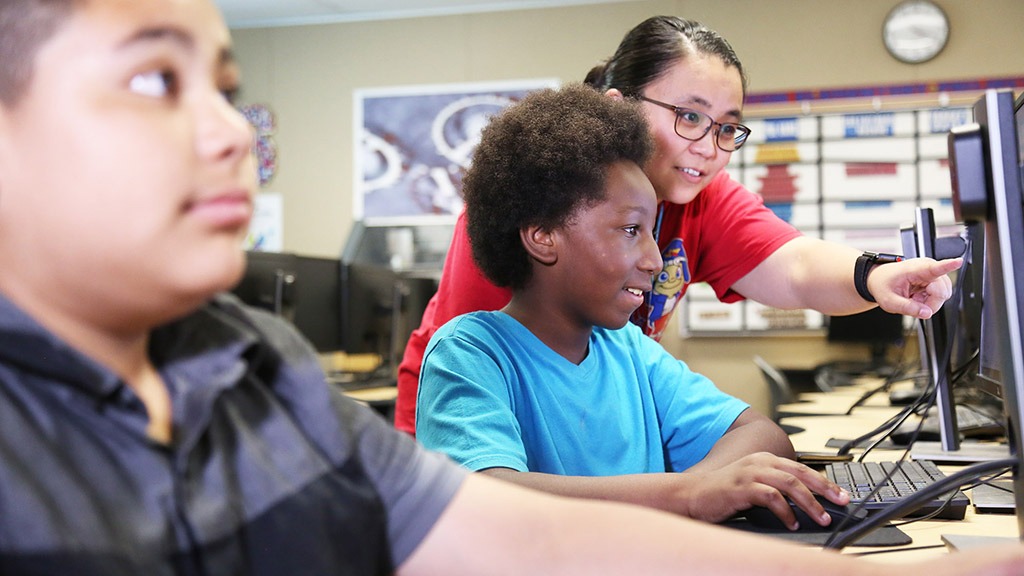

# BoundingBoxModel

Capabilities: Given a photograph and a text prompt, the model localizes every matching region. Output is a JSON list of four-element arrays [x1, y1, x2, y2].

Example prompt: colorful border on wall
[[745, 75, 1024, 116]]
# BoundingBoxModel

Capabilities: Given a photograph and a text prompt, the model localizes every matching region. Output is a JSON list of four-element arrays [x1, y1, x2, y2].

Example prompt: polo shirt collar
[[0, 292, 261, 403]]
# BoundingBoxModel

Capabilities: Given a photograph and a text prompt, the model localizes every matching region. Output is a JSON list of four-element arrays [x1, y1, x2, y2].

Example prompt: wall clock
[[882, 0, 950, 64]]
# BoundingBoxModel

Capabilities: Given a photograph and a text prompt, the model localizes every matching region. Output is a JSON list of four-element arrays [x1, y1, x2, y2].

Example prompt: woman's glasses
[[637, 95, 751, 152]]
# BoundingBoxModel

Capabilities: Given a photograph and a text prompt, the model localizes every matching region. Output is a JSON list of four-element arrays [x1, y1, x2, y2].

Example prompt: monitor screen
[[232, 251, 299, 318], [975, 92, 1024, 399], [340, 262, 400, 361], [339, 262, 439, 372], [290, 255, 343, 353], [903, 207, 962, 451], [232, 251, 344, 353], [949, 88, 1024, 535], [901, 215, 975, 368], [825, 307, 905, 376]]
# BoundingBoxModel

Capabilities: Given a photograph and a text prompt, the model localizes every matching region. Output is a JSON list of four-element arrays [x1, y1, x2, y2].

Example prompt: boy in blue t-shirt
[[418, 83, 846, 531]]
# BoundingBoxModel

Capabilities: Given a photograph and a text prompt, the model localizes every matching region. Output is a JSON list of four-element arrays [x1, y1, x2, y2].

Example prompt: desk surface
[[780, 378, 1019, 562]]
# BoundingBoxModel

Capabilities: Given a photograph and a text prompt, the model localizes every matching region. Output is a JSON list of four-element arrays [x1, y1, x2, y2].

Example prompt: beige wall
[[231, 0, 1024, 260], [229, 0, 1019, 408]]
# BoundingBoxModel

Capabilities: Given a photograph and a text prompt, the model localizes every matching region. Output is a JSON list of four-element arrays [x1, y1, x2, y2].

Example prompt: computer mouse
[[742, 494, 868, 532]]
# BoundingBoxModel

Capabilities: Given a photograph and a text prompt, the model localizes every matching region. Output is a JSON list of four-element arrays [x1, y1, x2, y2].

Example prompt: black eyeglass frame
[[636, 95, 751, 152]]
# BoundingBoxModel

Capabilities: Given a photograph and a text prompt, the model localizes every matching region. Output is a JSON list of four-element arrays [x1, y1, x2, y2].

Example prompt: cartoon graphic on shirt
[[633, 238, 690, 341]]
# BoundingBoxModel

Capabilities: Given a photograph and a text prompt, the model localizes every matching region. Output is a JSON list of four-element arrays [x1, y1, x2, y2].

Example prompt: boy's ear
[[605, 88, 625, 101], [520, 225, 558, 265]]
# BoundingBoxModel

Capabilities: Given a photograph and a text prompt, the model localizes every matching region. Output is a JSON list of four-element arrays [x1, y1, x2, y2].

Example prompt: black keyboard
[[924, 404, 1005, 437], [825, 460, 969, 520], [890, 403, 1004, 445]]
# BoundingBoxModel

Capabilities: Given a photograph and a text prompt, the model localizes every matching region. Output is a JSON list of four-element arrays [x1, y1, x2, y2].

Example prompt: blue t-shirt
[[417, 311, 748, 475]]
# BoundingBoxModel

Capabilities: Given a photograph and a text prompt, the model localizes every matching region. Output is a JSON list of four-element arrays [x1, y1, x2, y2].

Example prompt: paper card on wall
[[821, 137, 917, 162], [245, 192, 283, 252], [823, 227, 904, 254], [820, 161, 917, 200], [685, 300, 744, 333], [745, 303, 823, 331], [741, 163, 821, 203], [822, 200, 916, 228], [918, 133, 950, 159], [744, 116, 820, 144], [821, 111, 917, 139], [740, 141, 820, 165], [920, 159, 953, 198], [920, 107, 972, 135]]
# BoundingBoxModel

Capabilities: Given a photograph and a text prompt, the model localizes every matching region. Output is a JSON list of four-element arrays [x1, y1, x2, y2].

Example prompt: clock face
[[883, 0, 950, 64]]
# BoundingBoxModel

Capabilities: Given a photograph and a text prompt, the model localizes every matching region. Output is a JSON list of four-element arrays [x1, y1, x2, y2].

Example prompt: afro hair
[[463, 83, 653, 290]]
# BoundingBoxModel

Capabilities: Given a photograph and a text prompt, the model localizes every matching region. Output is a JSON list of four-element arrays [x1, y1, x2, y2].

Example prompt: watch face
[[883, 0, 950, 64]]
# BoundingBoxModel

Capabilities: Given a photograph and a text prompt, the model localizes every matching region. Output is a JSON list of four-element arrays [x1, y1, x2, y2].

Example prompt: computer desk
[[778, 377, 1019, 563], [320, 351, 399, 417]]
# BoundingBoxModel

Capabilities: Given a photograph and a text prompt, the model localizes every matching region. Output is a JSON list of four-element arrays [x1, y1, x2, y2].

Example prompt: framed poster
[[354, 78, 558, 225]]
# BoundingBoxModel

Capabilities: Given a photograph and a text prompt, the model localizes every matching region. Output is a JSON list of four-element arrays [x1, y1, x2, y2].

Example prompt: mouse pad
[[720, 519, 912, 547]]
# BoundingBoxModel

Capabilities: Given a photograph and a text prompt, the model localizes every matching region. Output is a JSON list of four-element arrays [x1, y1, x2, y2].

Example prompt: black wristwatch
[[854, 251, 903, 303]]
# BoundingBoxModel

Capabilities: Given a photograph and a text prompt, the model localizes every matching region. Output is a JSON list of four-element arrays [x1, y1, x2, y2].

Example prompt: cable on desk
[[829, 381, 1000, 541], [843, 340, 920, 415], [834, 398, 924, 457], [823, 457, 1016, 550], [968, 469, 1015, 494], [855, 399, 929, 461], [889, 488, 961, 526], [847, 544, 947, 557], [836, 328, 943, 458]]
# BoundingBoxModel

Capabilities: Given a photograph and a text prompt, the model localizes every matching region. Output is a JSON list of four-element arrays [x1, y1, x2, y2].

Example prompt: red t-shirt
[[393, 170, 801, 435]]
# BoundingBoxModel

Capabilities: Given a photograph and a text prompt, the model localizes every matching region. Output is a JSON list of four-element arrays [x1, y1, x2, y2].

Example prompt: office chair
[[753, 355, 804, 435]]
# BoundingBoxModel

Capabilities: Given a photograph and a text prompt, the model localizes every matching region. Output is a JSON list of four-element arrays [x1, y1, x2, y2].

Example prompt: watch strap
[[854, 251, 903, 303]]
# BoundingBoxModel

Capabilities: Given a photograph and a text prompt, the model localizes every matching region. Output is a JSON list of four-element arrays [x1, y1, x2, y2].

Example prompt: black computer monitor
[[290, 255, 344, 353], [340, 262, 400, 361], [902, 208, 963, 452], [897, 206, 1010, 466], [339, 261, 439, 372], [232, 251, 299, 318], [906, 100, 1022, 465], [950, 221, 986, 374], [233, 251, 345, 353], [949, 88, 1024, 535], [824, 307, 905, 377]]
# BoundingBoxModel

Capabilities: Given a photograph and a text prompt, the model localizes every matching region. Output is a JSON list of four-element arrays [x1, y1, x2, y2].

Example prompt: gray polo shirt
[[0, 293, 466, 575]]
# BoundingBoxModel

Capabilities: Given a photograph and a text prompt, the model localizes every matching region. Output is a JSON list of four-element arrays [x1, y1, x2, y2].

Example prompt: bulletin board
[[680, 76, 1024, 336]]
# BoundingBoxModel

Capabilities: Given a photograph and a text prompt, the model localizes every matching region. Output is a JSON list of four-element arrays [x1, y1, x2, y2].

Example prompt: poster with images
[[354, 79, 559, 224]]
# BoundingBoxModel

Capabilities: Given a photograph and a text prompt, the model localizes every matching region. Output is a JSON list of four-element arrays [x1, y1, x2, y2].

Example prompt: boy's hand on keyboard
[[680, 452, 850, 529]]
